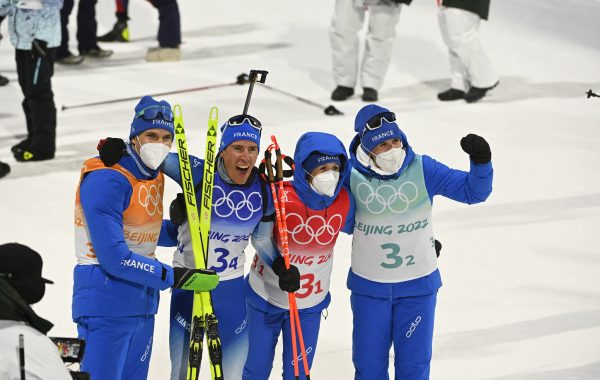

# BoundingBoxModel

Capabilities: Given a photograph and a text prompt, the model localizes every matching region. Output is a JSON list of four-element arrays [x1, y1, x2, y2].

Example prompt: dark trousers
[[15, 47, 57, 154], [149, 0, 181, 48], [58, 0, 98, 58]]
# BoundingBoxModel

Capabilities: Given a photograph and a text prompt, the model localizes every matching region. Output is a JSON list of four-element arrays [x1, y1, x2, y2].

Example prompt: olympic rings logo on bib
[[138, 183, 163, 216], [285, 213, 343, 246], [356, 181, 418, 214], [212, 185, 262, 221]]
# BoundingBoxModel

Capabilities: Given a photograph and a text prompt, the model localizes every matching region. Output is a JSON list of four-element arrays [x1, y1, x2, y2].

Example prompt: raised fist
[[460, 134, 491, 164]]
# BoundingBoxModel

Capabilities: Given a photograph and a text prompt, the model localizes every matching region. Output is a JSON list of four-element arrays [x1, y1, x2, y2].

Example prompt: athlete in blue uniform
[[74, 96, 218, 380], [161, 114, 274, 380], [244, 132, 355, 380], [346, 104, 493, 379]]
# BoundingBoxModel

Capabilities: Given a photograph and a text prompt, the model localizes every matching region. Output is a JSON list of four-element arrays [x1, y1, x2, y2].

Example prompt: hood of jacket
[[291, 132, 350, 210]]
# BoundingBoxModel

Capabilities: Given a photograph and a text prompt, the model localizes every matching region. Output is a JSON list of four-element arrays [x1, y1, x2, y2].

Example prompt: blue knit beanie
[[219, 115, 261, 151], [129, 96, 174, 140], [302, 152, 341, 174], [354, 104, 402, 153]]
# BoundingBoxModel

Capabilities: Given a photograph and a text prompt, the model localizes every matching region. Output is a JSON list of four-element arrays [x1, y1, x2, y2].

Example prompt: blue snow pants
[[170, 277, 248, 380], [242, 291, 325, 380], [77, 315, 155, 380], [351, 292, 437, 380]]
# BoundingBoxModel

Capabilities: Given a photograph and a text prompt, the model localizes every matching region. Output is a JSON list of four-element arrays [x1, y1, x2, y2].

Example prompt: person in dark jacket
[[1, 0, 62, 161], [437, 0, 498, 103], [0, 243, 72, 380]]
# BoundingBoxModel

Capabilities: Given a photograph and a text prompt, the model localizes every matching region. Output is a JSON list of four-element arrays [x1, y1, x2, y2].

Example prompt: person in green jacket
[[436, 0, 498, 103]]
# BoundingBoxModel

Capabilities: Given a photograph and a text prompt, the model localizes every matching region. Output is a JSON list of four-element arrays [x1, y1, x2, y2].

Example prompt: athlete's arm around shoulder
[[79, 169, 174, 290], [422, 154, 493, 205], [161, 152, 204, 187]]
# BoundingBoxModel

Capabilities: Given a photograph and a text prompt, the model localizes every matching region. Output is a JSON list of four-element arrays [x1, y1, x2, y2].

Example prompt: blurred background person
[[330, 0, 412, 102], [436, 0, 498, 103], [1, 0, 62, 162], [56, 0, 113, 64], [0, 243, 72, 380]]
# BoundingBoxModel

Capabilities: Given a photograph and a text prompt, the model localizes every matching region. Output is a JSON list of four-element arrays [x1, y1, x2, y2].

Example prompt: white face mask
[[309, 170, 340, 197], [375, 147, 406, 174], [138, 141, 170, 170]]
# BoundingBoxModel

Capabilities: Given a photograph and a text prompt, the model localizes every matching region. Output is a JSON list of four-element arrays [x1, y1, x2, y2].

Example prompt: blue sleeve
[[80, 170, 174, 290], [342, 185, 356, 234], [162, 152, 204, 188], [158, 219, 178, 247], [250, 220, 279, 267], [422, 155, 493, 204]]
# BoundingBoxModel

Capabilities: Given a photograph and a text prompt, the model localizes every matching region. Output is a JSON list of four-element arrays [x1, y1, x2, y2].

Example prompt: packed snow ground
[[1, 0, 599, 378]]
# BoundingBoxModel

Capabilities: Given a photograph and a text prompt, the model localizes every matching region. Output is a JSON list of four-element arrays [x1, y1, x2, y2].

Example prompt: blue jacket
[[292, 132, 355, 230], [72, 145, 175, 319], [0, 0, 62, 50], [346, 133, 493, 298]]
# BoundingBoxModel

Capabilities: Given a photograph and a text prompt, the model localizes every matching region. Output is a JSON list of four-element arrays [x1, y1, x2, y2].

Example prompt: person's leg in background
[[0, 16, 9, 85], [98, 0, 131, 42], [329, 0, 366, 101], [13, 42, 57, 162], [56, 0, 84, 64], [77, 0, 113, 58], [145, 0, 181, 62], [360, 3, 402, 102]]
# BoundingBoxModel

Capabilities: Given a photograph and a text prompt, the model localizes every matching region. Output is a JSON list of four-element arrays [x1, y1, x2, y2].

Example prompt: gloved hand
[[97, 137, 127, 167], [173, 267, 219, 291], [169, 193, 186, 226], [434, 239, 442, 258], [271, 256, 300, 293], [460, 134, 491, 164], [31, 39, 47, 60], [391, 0, 412, 4]]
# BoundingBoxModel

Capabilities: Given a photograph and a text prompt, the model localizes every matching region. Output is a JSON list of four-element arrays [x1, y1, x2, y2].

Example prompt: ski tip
[[209, 106, 219, 122], [173, 104, 183, 118]]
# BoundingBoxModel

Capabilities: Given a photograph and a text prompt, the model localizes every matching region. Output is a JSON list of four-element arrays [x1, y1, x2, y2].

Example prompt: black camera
[[49, 337, 90, 380]]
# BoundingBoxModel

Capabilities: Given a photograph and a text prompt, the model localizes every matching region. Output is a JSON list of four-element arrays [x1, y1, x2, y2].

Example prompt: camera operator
[[0, 243, 72, 380]]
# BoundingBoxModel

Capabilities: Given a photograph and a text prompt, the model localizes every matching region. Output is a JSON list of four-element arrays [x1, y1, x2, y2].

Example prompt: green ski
[[173, 105, 223, 380]]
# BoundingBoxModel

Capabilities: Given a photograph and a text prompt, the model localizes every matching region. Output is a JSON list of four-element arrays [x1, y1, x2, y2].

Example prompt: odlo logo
[[405, 315, 422, 338]]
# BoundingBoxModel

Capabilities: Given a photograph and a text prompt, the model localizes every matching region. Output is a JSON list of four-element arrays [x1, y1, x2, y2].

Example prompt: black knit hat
[[0, 243, 53, 304]]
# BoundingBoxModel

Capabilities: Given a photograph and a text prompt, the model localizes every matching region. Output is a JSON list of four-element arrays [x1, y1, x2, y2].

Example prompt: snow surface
[[1, 0, 599, 378]]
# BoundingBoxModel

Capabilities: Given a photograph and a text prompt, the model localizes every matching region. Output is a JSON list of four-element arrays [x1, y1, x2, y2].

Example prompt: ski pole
[[61, 74, 248, 111], [264, 142, 309, 379], [271, 135, 311, 379], [587, 89, 599, 99], [242, 70, 268, 114], [263, 145, 300, 377], [257, 82, 343, 116]]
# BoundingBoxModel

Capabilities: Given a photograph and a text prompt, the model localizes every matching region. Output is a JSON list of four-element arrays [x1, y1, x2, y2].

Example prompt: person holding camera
[[0, 243, 72, 380]]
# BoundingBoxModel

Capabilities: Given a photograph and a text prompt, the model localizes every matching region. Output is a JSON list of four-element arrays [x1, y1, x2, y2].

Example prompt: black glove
[[31, 39, 48, 60], [434, 239, 442, 258], [460, 134, 491, 164], [391, 0, 412, 4], [272, 256, 300, 293], [170, 193, 187, 226], [97, 137, 127, 167], [173, 267, 219, 291]]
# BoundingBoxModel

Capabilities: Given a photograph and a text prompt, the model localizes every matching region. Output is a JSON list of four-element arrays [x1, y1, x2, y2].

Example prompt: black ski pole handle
[[243, 70, 269, 115]]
